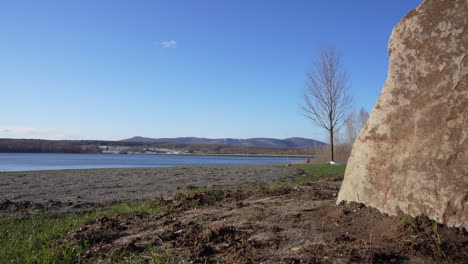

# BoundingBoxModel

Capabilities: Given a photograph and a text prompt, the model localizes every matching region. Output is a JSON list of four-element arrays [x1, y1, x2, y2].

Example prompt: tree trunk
[[330, 130, 334, 162]]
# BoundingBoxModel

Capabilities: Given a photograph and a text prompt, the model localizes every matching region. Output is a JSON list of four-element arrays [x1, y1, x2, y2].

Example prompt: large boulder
[[337, 0, 467, 228]]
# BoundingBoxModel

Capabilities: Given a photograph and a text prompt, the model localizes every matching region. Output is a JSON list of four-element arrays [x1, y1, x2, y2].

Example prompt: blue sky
[[0, 0, 421, 141]]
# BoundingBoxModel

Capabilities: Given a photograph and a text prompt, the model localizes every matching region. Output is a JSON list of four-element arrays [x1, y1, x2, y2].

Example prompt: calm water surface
[[0, 153, 304, 172]]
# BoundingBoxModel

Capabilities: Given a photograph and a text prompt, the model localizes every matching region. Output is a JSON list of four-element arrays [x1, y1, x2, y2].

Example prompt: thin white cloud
[[0, 126, 86, 140], [160, 40, 177, 48]]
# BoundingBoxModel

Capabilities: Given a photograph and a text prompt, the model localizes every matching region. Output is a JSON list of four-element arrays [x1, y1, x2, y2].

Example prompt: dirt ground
[[58, 176, 467, 264], [0, 164, 298, 207]]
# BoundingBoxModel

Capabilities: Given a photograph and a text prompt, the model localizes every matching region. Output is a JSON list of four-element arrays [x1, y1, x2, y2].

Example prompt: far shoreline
[[0, 152, 315, 159], [128, 152, 315, 158]]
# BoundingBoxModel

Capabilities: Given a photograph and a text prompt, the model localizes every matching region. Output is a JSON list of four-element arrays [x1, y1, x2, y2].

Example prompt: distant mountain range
[[122, 136, 325, 148]]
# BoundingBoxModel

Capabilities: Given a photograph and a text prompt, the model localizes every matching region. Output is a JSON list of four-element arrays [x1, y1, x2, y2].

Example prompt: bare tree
[[302, 46, 352, 163], [344, 107, 369, 144], [358, 107, 369, 129], [344, 109, 358, 144]]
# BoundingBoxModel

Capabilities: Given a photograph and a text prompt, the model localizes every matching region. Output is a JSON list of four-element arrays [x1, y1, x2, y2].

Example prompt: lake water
[[0, 153, 304, 172]]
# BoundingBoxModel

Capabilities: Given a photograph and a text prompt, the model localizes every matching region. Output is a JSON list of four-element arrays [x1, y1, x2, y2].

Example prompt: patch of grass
[[233, 189, 248, 201], [0, 201, 166, 264], [323, 231, 334, 239], [196, 215, 214, 242], [245, 210, 263, 222], [431, 220, 446, 258], [203, 228, 214, 242], [397, 216, 447, 259], [255, 182, 287, 194], [173, 186, 226, 208], [286, 163, 346, 184], [397, 215, 416, 228]]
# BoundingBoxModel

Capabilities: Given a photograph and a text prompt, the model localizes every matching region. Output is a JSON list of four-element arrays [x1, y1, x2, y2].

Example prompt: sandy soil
[[0, 165, 299, 205]]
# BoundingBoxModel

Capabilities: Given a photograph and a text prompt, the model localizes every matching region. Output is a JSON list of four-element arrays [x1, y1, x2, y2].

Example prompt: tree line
[[0, 139, 100, 153], [0, 138, 322, 156]]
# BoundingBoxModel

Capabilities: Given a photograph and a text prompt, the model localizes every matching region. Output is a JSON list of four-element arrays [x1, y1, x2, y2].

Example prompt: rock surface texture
[[337, 0, 468, 228]]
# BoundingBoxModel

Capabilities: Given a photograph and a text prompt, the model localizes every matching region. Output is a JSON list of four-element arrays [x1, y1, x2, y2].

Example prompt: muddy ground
[[0, 165, 298, 211], [57, 175, 467, 264]]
